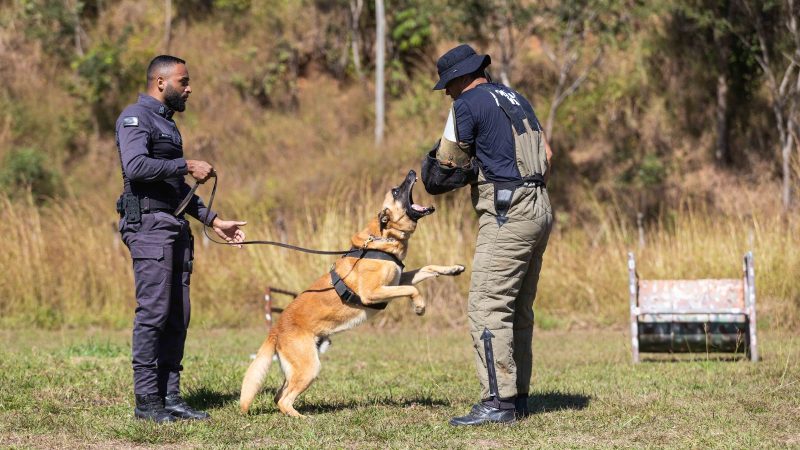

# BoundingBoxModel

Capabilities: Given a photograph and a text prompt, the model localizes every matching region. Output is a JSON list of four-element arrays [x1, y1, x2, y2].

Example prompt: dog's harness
[[330, 246, 405, 311], [190, 175, 408, 310]]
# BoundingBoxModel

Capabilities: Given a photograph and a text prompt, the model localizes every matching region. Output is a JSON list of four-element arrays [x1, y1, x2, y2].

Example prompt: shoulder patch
[[122, 116, 139, 128]]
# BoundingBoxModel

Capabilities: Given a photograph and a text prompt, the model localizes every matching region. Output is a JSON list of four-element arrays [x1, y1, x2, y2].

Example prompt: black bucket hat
[[432, 44, 491, 91]]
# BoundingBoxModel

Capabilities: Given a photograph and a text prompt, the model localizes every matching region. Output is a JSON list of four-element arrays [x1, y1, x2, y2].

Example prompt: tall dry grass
[[1, 180, 797, 330]]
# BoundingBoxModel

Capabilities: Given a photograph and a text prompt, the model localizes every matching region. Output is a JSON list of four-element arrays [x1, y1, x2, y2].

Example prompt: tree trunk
[[497, 6, 514, 87], [374, 0, 385, 145], [712, 8, 732, 165], [782, 133, 793, 211], [349, 0, 364, 80], [715, 72, 730, 163], [72, 0, 84, 57], [545, 98, 558, 140], [164, 0, 172, 53]]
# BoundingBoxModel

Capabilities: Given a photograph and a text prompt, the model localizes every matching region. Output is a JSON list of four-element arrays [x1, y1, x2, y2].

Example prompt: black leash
[[187, 174, 351, 255]]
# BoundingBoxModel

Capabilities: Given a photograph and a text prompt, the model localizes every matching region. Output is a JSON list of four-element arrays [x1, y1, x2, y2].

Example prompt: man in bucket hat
[[422, 44, 554, 426]]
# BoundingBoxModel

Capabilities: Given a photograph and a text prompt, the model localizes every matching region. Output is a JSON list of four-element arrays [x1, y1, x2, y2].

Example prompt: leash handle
[[200, 174, 352, 255], [174, 181, 201, 216]]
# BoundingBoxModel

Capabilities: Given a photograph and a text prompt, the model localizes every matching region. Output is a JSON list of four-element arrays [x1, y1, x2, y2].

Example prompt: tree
[[655, 0, 761, 166], [537, 0, 634, 140], [733, 0, 800, 211], [446, 0, 541, 87], [349, 0, 364, 80], [446, 0, 627, 140], [539, 1, 606, 139]]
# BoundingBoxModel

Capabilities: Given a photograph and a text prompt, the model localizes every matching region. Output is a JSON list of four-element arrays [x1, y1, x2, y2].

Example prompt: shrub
[[0, 147, 60, 201]]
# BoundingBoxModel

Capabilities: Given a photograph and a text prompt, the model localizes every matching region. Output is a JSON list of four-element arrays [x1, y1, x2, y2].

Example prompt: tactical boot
[[164, 393, 210, 420], [134, 394, 177, 423], [450, 401, 516, 426], [515, 394, 530, 418]]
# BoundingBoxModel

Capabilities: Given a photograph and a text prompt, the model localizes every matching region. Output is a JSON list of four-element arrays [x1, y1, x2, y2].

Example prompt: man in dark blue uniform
[[422, 45, 554, 426], [116, 55, 246, 422]]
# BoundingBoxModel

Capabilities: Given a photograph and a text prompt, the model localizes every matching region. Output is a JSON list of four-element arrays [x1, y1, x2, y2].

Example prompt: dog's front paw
[[447, 265, 466, 276]]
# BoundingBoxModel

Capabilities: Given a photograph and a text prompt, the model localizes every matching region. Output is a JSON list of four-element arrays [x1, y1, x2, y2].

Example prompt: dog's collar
[[361, 235, 399, 247]]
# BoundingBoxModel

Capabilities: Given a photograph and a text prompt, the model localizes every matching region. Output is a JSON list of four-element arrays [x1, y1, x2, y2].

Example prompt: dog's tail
[[240, 333, 277, 413]]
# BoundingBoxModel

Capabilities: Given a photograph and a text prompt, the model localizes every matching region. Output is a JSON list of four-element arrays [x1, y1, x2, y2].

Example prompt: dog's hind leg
[[273, 379, 287, 407], [275, 335, 320, 418]]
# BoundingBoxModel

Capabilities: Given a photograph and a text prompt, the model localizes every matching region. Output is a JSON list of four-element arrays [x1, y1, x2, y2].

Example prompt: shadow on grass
[[300, 396, 449, 414], [527, 391, 591, 413], [641, 354, 749, 363], [183, 387, 267, 409]]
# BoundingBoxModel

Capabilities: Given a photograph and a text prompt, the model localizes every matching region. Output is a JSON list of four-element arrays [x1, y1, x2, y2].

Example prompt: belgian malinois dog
[[240, 170, 465, 417]]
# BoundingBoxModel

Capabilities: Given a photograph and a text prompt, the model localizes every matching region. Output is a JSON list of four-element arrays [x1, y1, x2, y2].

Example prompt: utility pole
[[374, 0, 385, 145], [164, 0, 172, 53]]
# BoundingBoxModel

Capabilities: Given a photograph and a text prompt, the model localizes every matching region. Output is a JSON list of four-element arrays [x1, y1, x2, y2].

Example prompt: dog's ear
[[378, 208, 390, 231]]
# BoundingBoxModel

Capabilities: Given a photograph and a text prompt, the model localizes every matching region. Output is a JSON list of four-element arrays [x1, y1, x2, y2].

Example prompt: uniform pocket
[[130, 245, 164, 261], [129, 245, 170, 301], [151, 136, 183, 158]]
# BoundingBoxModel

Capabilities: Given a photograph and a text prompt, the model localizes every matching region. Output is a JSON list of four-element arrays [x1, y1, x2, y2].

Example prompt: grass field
[[1, 325, 798, 448]]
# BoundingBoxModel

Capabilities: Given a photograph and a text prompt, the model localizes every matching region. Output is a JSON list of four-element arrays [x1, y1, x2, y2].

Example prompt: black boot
[[450, 399, 516, 426], [164, 393, 210, 420], [134, 394, 177, 423], [515, 394, 530, 418]]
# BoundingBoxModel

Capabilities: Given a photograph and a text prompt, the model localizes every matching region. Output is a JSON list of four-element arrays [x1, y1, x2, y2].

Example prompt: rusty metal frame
[[629, 252, 758, 363], [628, 252, 640, 363], [744, 252, 758, 361], [263, 286, 296, 329]]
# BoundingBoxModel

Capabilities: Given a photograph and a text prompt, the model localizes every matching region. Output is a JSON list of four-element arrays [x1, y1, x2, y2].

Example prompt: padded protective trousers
[[120, 211, 193, 395], [468, 183, 552, 400]]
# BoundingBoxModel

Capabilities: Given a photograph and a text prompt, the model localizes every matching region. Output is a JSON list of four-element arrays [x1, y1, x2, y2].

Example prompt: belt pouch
[[123, 193, 142, 224], [494, 186, 515, 226]]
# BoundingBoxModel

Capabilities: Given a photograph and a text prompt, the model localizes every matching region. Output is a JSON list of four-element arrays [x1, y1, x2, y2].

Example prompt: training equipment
[[436, 106, 473, 167], [628, 252, 758, 363]]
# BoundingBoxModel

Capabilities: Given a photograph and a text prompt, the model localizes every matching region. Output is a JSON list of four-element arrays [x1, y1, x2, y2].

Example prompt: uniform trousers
[[120, 211, 193, 395], [468, 183, 553, 400]]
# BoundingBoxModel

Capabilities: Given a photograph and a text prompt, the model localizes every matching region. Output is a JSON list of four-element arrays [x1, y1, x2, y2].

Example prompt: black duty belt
[[117, 194, 180, 215], [138, 196, 180, 213], [330, 248, 405, 310]]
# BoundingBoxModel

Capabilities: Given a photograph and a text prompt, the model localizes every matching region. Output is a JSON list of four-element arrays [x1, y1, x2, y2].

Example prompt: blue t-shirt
[[454, 83, 538, 182]]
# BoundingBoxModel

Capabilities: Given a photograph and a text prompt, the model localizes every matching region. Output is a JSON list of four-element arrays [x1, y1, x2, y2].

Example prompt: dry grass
[[1, 178, 798, 330]]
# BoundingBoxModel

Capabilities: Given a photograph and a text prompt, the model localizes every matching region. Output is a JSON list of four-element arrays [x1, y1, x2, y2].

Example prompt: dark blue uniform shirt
[[454, 82, 539, 183], [116, 94, 216, 225]]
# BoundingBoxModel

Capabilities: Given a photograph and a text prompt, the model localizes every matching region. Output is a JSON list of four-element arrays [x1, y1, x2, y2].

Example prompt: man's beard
[[164, 84, 186, 112]]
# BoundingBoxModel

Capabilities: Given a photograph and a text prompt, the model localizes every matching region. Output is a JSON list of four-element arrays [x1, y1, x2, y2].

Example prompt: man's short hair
[[146, 55, 186, 84], [454, 68, 490, 87]]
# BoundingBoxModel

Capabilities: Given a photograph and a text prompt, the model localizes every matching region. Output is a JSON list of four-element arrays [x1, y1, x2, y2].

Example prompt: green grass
[[1, 326, 798, 448]]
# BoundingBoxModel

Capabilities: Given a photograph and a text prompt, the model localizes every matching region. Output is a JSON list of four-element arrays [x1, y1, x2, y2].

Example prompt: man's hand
[[212, 217, 247, 248], [186, 159, 214, 183]]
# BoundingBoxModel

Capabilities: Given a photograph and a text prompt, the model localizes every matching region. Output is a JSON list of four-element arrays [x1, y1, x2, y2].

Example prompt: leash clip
[[362, 235, 374, 249]]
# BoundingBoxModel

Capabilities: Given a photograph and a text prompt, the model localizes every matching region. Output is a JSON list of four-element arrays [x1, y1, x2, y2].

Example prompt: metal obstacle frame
[[628, 252, 758, 363], [263, 286, 297, 328]]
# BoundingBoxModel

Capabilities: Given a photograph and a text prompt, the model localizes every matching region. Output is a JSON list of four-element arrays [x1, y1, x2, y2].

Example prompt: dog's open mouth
[[403, 170, 435, 221]]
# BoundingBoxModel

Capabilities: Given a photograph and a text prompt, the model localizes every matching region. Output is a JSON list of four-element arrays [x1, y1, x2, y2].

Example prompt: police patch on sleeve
[[122, 116, 139, 127]]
